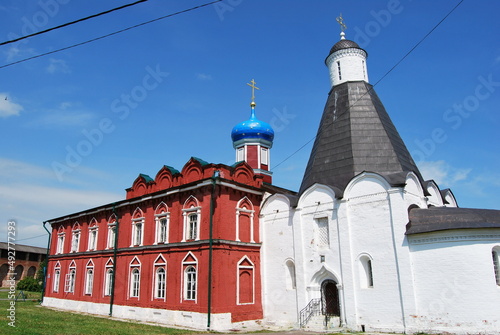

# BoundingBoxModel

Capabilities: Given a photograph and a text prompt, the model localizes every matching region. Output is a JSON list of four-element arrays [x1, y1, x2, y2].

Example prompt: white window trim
[[260, 146, 269, 166], [154, 212, 170, 245], [182, 207, 201, 242], [129, 257, 141, 299], [71, 229, 81, 253], [53, 268, 61, 293], [131, 218, 145, 247], [236, 256, 255, 305], [107, 223, 116, 249], [64, 263, 76, 293], [56, 233, 65, 254], [154, 267, 166, 300], [85, 268, 94, 295], [87, 226, 98, 251], [104, 259, 114, 297], [181, 252, 198, 302]]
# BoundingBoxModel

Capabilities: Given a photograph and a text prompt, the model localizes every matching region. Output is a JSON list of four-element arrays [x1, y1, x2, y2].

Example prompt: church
[[42, 24, 500, 334]]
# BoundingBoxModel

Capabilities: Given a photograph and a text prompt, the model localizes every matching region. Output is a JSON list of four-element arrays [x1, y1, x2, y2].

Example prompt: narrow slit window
[[337, 61, 342, 80]]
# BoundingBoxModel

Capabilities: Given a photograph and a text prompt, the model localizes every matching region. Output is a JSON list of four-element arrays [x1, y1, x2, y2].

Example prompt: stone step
[[303, 314, 342, 331]]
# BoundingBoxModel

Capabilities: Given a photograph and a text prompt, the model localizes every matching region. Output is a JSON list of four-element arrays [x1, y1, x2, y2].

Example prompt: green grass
[[0, 290, 200, 335]]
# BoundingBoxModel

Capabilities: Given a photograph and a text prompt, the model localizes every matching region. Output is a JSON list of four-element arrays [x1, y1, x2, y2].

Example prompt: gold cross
[[246, 79, 260, 103], [336, 13, 347, 32]]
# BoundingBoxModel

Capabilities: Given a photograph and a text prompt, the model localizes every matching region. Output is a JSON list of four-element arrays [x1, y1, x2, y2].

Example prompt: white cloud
[[46, 58, 71, 74], [4, 45, 35, 62], [0, 93, 23, 117], [419, 160, 472, 187], [196, 73, 212, 81]]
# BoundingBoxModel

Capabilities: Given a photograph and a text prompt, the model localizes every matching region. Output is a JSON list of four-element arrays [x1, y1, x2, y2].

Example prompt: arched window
[[184, 266, 196, 300], [182, 196, 201, 242], [492, 248, 500, 286], [130, 268, 140, 298], [27, 266, 36, 277], [285, 260, 297, 290], [85, 269, 94, 295], [71, 222, 81, 252], [107, 215, 117, 250], [155, 268, 166, 299], [359, 254, 374, 288], [56, 226, 65, 254], [155, 203, 169, 244], [53, 262, 61, 293], [104, 268, 113, 296], [88, 218, 98, 251], [236, 197, 255, 243], [65, 262, 76, 293], [131, 208, 144, 247]]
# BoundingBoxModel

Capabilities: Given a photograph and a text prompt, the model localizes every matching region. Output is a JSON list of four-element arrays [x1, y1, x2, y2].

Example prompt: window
[[71, 223, 81, 252], [64, 265, 76, 293], [130, 268, 140, 298], [237, 256, 254, 304], [53, 269, 60, 293], [493, 249, 500, 286], [56, 232, 65, 254], [131, 219, 143, 246], [182, 197, 201, 242], [185, 266, 196, 300], [104, 268, 113, 296], [188, 214, 197, 240], [155, 268, 166, 299], [285, 260, 297, 290], [107, 224, 116, 249], [236, 197, 255, 243], [362, 60, 366, 79], [85, 269, 94, 295], [337, 61, 342, 80], [182, 252, 197, 301], [237, 147, 245, 162], [88, 226, 98, 251], [261, 147, 268, 166], [316, 217, 330, 247], [359, 255, 374, 288]]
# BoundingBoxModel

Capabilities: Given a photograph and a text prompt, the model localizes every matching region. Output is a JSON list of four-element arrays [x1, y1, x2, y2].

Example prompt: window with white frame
[[316, 217, 330, 248], [188, 214, 197, 240], [85, 268, 94, 295], [56, 233, 65, 254], [182, 206, 200, 242], [155, 267, 166, 299], [261, 147, 269, 166], [184, 266, 196, 300], [130, 268, 140, 298], [104, 268, 113, 296], [155, 213, 169, 244], [71, 224, 81, 252], [236, 147, 245, 162], [493, 249, 500, 286], [131, 219, 143, 246], [107, 223, 116, 249], [64, 264, 76, 293], [53, 267, 61, 293], [88, 226, 98, 251]]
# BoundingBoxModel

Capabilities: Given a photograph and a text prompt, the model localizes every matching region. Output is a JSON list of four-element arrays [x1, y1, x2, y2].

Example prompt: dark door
[[321, 280, 340, 316]]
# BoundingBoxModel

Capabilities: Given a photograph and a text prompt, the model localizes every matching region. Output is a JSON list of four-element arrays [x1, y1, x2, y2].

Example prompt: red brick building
[[43, 101, 289, 329]]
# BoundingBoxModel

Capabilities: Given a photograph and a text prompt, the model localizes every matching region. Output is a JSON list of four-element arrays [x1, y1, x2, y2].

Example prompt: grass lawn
[[0, 290, 200, 335]]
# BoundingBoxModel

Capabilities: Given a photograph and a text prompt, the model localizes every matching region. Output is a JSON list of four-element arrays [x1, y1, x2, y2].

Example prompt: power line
[[0, 0, 223, 70], [0, 0, 149, 47], [272, 0, 464, 171]]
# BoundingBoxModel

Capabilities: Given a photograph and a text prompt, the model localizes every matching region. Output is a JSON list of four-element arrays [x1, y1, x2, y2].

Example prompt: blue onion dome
[[231, 105, 274, 143]]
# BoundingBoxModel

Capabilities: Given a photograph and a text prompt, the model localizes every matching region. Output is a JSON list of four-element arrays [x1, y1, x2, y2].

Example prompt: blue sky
[[0, 0, 499, 248]]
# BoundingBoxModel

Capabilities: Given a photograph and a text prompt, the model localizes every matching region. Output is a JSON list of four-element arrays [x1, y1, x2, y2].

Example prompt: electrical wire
[[272, 0, 464, 171], [0, 0, 223, 70], [0, 0, 149, 47]]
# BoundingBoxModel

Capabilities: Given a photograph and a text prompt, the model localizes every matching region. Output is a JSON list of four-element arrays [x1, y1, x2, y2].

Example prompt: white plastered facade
[[260, 172, 500, 334]]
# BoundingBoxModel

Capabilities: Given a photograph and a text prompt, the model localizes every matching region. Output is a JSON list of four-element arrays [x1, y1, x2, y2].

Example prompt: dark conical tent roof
[[299, 81, 423, 195]]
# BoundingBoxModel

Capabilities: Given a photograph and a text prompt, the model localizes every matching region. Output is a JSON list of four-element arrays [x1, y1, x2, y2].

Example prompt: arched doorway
[[27, 266, 37, 277], [321, 279, 340, 316]]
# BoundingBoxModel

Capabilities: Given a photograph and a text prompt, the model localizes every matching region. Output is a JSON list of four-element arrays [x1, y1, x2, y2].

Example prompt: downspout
[[207, 171, 219, 330], [41, 221, 52, 302], [109, 204, 120, 316]]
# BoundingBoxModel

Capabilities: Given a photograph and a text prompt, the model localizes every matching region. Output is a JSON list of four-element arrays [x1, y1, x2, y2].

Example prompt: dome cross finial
[[246, 79, 260, 107], [336, 13, 347, 39]]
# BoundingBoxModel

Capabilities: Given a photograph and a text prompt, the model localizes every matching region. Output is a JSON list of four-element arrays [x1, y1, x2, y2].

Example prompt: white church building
[[259, 31, 500, 334]]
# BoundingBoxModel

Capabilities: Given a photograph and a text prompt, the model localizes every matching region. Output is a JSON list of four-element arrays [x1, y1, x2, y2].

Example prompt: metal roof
[[299, 81, 423, 195], [406, 207, 500, 235], [0, 242, 47, 254]]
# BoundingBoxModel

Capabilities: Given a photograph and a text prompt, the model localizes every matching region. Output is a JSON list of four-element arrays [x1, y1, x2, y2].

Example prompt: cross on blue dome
[[231, 106, 275, 143]]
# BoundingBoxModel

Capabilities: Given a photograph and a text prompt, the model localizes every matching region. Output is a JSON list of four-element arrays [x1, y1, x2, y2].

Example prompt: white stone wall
[[408, 231, 500, 335], [326, 48, 368, 87]]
